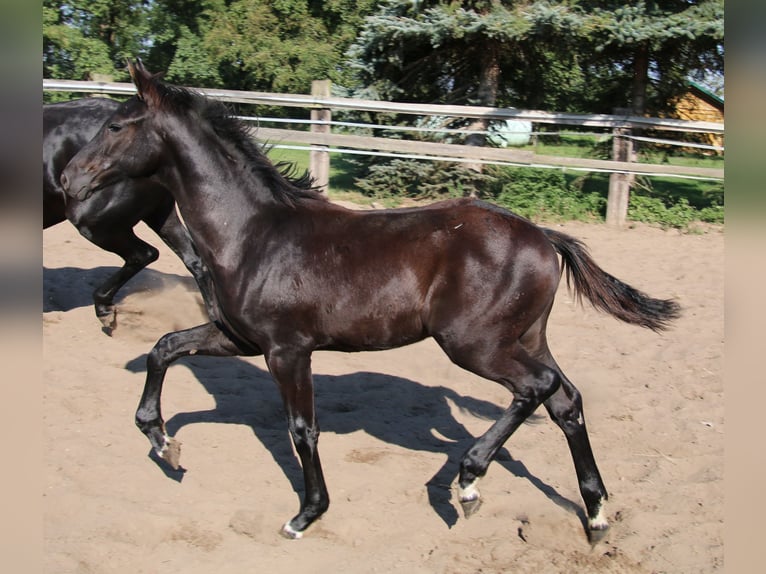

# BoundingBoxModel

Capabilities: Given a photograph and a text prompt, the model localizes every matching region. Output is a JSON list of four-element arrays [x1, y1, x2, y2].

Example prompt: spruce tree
[[347, 0, 724, 116]]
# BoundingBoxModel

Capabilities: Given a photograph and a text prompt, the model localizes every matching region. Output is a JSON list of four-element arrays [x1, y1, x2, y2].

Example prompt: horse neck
[[158, 116, 277, 242]]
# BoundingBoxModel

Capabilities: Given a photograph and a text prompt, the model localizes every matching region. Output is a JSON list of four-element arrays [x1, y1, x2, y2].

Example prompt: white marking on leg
[[588, 498, 609, 530], [155, 434, 171, 458], [458, 478, 481, 502], [282, 521, 303, 539]]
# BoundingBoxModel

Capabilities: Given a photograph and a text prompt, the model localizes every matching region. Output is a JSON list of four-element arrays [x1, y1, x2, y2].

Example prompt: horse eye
[[107, 123, 123, 133]]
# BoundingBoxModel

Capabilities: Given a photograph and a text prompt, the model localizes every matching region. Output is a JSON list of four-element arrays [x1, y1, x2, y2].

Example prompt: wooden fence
[[43, 79, 724, 226]]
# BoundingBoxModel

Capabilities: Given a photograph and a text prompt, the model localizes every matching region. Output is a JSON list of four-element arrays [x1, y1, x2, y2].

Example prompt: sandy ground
[[43, 211, 723, 574]]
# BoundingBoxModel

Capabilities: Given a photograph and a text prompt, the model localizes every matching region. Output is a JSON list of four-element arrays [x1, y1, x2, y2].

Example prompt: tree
[[348, 2, 587, 108], [345, 0, 722, 198], [575, 1, 724, 116], [346, 0, 590, 170], [43, 0, 153, 80], [141, 0, 222, 85], [44, 1, 380, 94], [347, 0, 724, 116], [151, 0, 378, 93]]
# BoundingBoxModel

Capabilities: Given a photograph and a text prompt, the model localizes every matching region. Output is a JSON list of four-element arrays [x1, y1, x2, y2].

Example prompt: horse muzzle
[[60, 165, 106, 201]]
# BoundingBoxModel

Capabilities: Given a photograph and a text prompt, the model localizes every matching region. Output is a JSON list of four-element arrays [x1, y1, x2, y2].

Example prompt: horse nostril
[[60, 172, 69, 191]]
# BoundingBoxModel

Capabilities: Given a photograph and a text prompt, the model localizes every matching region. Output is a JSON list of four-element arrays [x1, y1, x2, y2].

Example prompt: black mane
[[149, 77, 323, 206]]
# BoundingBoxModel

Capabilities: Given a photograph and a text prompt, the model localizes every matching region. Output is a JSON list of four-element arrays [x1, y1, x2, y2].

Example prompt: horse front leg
[[136, 322, 247, 468], [266, 349, 329, 539]]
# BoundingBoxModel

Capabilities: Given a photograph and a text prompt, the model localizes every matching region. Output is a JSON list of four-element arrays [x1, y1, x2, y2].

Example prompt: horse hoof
[[280, 522, 303, 540], [97, 309, 116, 335], [160, 437, 182, 470], [588, 524, 610, 545], [459, 496, 483, 518]]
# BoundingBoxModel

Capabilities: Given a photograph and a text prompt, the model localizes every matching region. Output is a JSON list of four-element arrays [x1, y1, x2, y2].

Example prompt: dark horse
[[62, 61, 681, 540], [44, 97, 217, 332]]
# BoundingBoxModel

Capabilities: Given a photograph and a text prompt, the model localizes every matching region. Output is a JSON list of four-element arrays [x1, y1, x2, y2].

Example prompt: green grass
[[567, 170, 724, 226], [567, 170, 723, 212], [266, 145, 310, 171], [266, 145, 360, 195], [523, 133, 724, 170], [266, 140, 724, 202], [522, 135, 611, 159]]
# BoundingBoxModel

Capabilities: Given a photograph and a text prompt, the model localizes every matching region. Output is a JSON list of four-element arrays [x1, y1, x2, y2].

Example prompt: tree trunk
[[631, 42, 650, 116], [464, 41, 500, 176], [606, 41, 650, 224]]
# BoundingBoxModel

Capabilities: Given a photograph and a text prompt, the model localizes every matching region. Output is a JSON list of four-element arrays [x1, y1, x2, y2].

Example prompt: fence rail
[[44, 79, 724, 225], [255, 127, 721, 179], [43, 79, 724, 135]]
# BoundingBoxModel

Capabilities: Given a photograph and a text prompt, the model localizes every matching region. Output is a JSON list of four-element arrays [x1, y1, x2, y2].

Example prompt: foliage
[[628, 196, 697, 229], [697, 205, 725, 225], [346, 157, 720, 228], [353, 158, 492, 201], [628, 176, 724, 229], [341, 1, 723, 228], [346, 0, 586, 110], [207, 0, 372, 92], [347, 0, 724, 115], [164, 24, 223, 87], [42, 0, 724, 230], [43, 0, 154, 80], [42, 1, 724, 111], [575, 1, 725, 114], [43, 0, 379, 95], [487, 166, 606, 222], [42, 0, 724, 114]]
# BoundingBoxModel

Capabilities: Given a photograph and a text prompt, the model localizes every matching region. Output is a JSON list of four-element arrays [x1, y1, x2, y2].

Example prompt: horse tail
[[542, 228, 681, 331]]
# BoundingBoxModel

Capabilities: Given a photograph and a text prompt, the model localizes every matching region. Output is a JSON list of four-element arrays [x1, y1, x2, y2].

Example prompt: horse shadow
[[125, 353, 587, 529], [44, 266, 115, 312], [43, 266, 200, 313]]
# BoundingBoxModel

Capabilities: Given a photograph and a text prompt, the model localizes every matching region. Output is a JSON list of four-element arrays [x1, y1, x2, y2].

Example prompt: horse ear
[[127, 59, 160, 107]]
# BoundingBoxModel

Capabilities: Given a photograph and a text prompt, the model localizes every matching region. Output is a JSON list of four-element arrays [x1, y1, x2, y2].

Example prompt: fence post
[[310, 80, 331, 195], [606, 108, 635, 226]]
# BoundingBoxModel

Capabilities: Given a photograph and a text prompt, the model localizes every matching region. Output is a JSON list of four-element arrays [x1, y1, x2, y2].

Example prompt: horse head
[[60, 61, 169, 201]]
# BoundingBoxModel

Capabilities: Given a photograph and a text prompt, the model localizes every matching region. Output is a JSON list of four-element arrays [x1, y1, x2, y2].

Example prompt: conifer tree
[[347, 0, 724, 116]]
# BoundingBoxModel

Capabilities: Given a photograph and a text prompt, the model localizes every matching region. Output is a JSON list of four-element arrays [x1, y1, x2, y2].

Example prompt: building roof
[[689, 80, 724, 110]]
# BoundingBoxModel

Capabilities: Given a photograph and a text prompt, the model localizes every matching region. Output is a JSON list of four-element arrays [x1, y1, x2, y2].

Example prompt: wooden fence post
[[310, 80, 331, 195], [606, 108, 635, 226]]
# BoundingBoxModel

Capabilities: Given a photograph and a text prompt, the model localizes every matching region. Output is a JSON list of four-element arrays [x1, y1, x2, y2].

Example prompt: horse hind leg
[[77, 224, 159, 334], [448, 345, 563, 518], [453, 345, 609, 542], [521, 311, 610, 541], [541, 365, 610, 542]]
